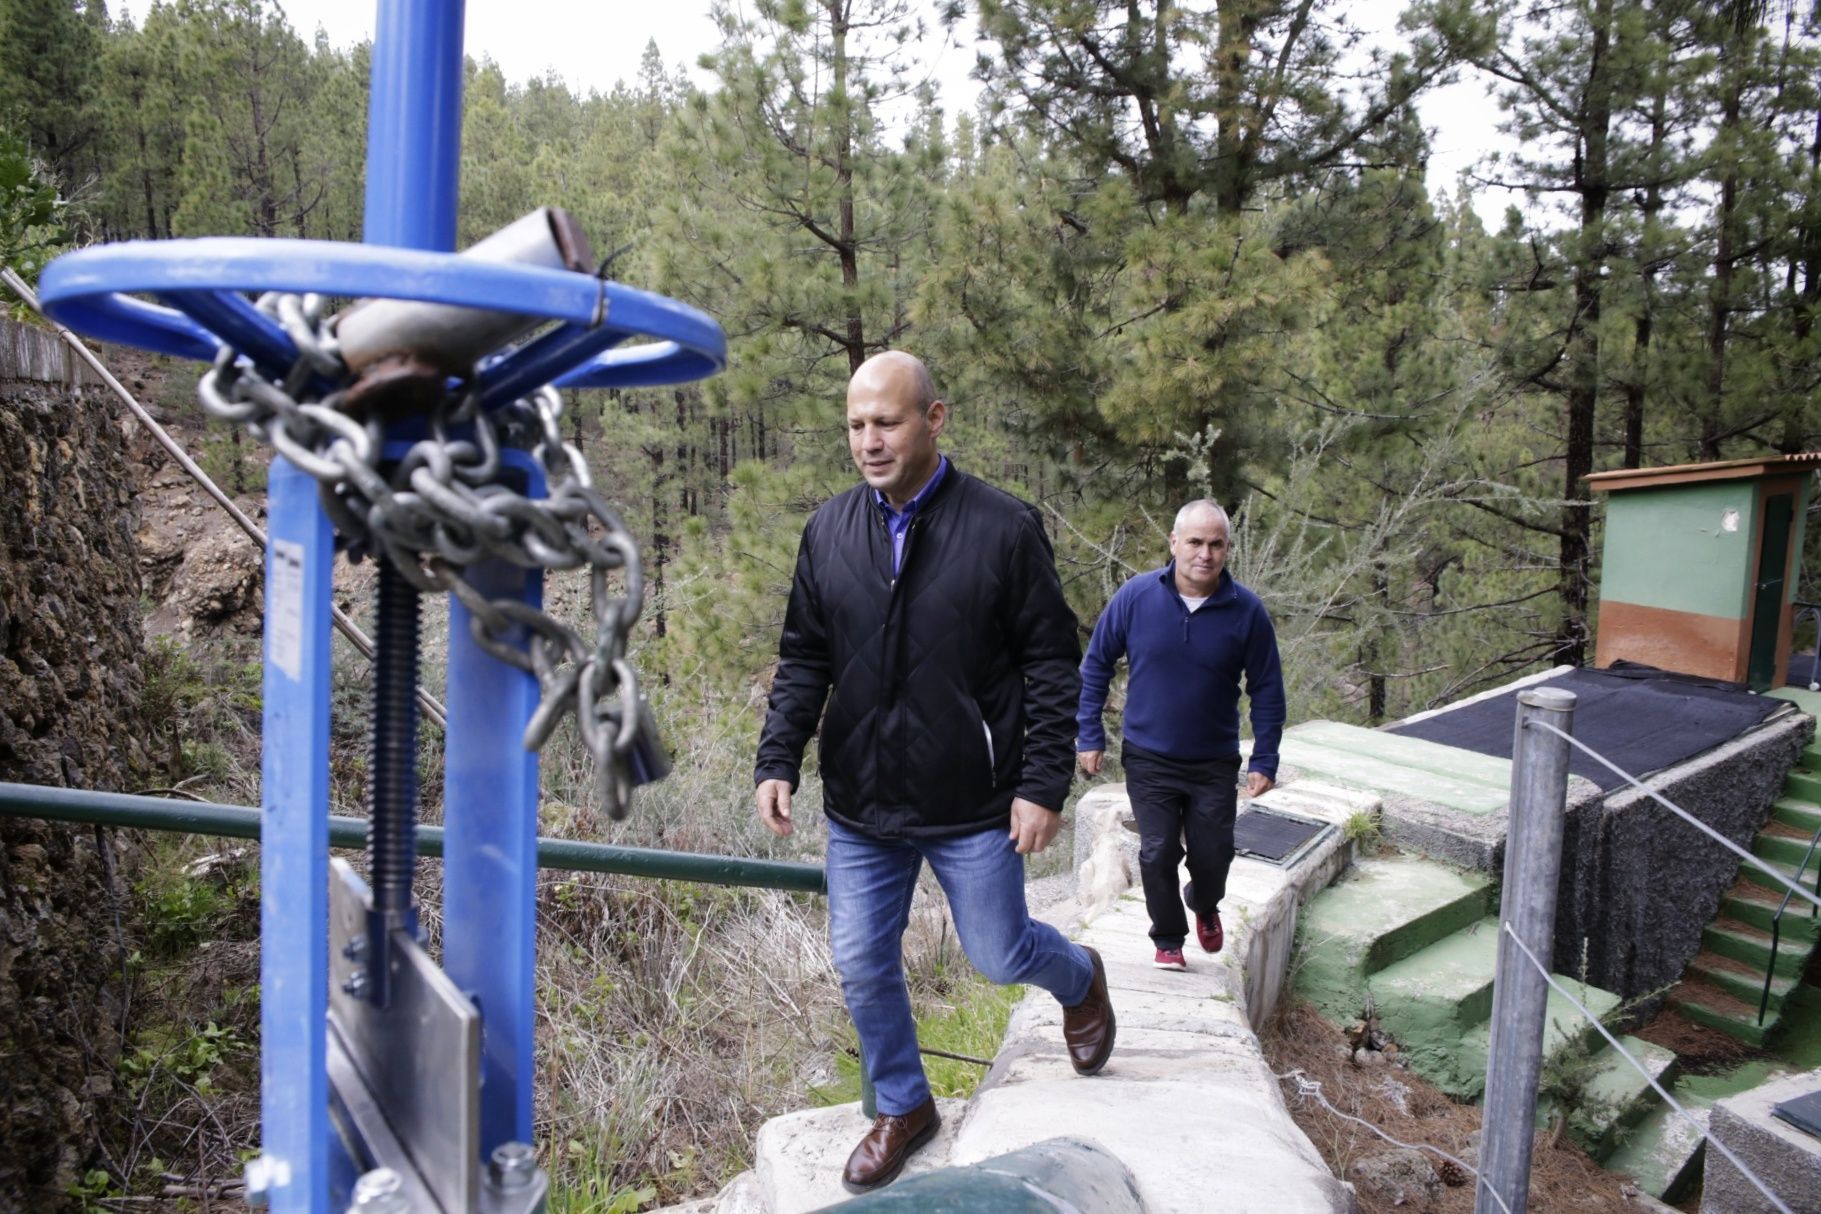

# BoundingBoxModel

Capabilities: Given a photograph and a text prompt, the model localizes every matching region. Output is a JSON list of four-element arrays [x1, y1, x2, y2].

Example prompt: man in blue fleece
[[1077, 500, 1286, 971]]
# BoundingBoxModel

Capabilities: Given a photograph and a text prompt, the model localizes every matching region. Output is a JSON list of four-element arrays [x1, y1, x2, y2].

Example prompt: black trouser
[[1123, 741, 1240, 949]]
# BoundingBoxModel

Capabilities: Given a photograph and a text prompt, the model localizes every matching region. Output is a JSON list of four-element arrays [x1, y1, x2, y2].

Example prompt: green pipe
[[0, 781, 825, 895]]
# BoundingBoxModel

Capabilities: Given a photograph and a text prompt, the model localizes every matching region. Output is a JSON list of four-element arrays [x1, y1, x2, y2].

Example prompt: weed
[[1342, 811, 1383, 854]]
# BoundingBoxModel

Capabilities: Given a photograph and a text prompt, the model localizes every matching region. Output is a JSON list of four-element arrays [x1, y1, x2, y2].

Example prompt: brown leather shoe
[[840, 1095, 940, 1193], [1062, 946, 1116, 1075]]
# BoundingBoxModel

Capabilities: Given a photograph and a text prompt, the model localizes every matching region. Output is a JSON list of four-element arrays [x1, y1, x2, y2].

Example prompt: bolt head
[[244, 1154, 287, 1208], [488, 1141, 537, 1190], [342, 972, 370, 999], [349, 1167, 406, 1211]]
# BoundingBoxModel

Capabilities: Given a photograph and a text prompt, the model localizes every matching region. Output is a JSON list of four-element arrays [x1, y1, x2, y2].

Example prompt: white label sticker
[[1722, 508, 1741, 533], [270, 539, 305, 681]]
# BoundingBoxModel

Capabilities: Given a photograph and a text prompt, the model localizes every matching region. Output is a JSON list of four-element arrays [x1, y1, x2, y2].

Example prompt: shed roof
[[1586, 453, 1821, 494]]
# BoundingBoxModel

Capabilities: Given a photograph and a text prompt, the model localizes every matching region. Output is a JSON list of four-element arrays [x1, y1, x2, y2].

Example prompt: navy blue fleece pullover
[[1076, 564, 1286, 777]]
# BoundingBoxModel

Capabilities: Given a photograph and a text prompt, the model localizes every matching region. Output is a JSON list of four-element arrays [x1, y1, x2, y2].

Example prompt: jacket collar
[[1157, 562, 1234, 604]]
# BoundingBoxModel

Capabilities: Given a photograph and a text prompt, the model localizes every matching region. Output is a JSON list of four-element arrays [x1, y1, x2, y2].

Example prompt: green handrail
[[0, 781, 825, 895]]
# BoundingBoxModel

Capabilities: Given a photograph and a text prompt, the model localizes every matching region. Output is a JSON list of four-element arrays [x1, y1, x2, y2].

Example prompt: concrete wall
[[1554, 711, 1812, 1001]]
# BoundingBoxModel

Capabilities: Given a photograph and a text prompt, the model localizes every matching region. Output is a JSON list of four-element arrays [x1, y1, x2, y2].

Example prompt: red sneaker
[[1195, 910, 1223, 954], [1153, 947, 1187, 971]]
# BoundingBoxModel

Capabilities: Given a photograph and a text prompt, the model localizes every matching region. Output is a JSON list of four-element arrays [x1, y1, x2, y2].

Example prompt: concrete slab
[[1768, 686, 1821, 718], [1273, 722, 1510, 815], [952, 1072, 1354, 1214], [749, 1098, 968, 1214], [1702, 1066, 1821, 1214]]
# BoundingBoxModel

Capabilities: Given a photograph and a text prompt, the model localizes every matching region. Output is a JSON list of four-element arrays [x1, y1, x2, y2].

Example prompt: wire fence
[[1471, 693, 1817, 1214]]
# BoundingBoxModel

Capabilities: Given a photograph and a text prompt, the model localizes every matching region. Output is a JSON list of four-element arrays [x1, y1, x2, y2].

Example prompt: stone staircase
[[1294, 854, 1674, 1166], [1669, 747, 1821, 1048]]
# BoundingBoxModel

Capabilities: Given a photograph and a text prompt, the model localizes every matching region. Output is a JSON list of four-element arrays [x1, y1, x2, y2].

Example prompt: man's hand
[[1008, 797, 1062, 855], [756, 778, 794, 837], [1246, 771, 1275, 798], [1077, 749, 1104, 776]]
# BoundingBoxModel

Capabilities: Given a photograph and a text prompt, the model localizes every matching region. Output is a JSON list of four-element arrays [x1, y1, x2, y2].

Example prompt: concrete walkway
[[675, 779, 1381, 1214]]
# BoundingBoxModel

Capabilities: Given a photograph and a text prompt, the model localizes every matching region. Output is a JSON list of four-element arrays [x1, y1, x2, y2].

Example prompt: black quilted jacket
[[754, 467, 1082, 838]]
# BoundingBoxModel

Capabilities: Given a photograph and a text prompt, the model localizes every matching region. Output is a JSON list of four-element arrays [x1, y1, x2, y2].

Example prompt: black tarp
[[1389, 664, 1783, 792]]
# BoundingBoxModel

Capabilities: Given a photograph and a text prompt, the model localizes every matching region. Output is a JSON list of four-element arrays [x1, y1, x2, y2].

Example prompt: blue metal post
[[260, 458, 334, 1214], [443, 549, 545, 1149], [362, 0, 544, 1157], [364, 0, 465, 252]]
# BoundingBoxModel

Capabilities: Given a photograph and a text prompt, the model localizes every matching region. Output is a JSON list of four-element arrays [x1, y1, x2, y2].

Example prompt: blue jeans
[[825, 816, 1095, 1115]]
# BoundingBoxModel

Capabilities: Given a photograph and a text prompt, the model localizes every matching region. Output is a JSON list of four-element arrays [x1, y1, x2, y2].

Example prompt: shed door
[[1748, 493, 1794, 690]]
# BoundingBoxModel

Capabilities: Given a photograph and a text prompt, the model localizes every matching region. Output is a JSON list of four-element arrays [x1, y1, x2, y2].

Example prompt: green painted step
[[1274, 721, 1511, 815], [1455, 978, 1625, 1103], [1785, 770, 1821, 803], [1703, 920, 1814, 978], [1373, 927, 1624, 1101], [1772, 796, 1821, 833], [1293, 855, 1493, 1026], [1669, 984, 1771, 1048], [1688, 954, 1799, 1011], [1546, 1035, 1678, 1160], [1606, 1061, 1792, 1202], [1752, 829, 1821, 869], [1603, 1101, 1709, 1202], [1738, 852, 1813, 896], [1801, 744, 1821, 773], [1720, 884, 1821, 940]]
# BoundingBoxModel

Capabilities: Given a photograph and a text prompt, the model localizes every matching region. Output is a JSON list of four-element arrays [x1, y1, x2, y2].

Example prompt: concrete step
[[1785, 769, 1821, 803], [1542, 1034, 1678, 1161], [1686, 950, 1799, 1014], [1292, 854, 1492, 1028], [1702, 919, 1813, 979], [1603, 1059, 1795, 1204], [1752, 823, 1821, 869], [1365, 918, 1622, 1101], [1603, 1099, 1710, 1203], [1800, 743, 1821, 774], [1719, 881, 1821, 941], [1771, 796, 1821, 834], [1736, 852, 1813, 898], [1668, 979, 1772, 1048]]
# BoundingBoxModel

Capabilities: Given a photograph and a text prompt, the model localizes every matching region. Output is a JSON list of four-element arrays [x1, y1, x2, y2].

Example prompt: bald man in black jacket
[[755, 351, 1116, 1193]]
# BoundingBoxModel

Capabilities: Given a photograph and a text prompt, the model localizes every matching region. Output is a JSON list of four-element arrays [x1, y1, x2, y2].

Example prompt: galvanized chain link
[[198, 291, 653, 818]]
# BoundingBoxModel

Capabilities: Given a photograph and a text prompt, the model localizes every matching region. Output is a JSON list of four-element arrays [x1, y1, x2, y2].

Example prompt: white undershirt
[[1180, 594, 1208, 612]]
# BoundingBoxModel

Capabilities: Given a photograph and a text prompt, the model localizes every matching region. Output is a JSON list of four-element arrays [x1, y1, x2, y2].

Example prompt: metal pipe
[[0, 782, 826, 894], [1476, 686, 1577, 1214], [364, 0, 464, 252]]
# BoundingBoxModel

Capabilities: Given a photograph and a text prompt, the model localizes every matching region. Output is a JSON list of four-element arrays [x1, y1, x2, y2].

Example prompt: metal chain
[[198, 291, 654, 818]]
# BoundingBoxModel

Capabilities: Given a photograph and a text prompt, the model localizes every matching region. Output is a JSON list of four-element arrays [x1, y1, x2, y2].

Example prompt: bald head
[[849, 350, 938, 416], [1173, 499, 1229, 534], [847, 350, 947, 507]]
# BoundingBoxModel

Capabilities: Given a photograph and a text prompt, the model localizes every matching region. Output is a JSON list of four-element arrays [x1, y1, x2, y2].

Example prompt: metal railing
[[1478, 695, 1818, 1214], [0, 781, 825, 894], [1760, 824, 1821, 1025]]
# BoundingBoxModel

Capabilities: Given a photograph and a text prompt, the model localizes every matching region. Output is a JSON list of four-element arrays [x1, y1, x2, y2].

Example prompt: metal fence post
[[1477, 686, 1577, 1214]]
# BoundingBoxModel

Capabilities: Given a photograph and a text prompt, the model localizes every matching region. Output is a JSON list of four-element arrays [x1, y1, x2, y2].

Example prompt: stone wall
[[1, 347, 148, 1209], [1554, 710, 1813, 1000]]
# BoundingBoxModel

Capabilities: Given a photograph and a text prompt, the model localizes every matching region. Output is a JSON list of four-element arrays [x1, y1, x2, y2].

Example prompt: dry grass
[[1261, 1002, 1651, 1214]]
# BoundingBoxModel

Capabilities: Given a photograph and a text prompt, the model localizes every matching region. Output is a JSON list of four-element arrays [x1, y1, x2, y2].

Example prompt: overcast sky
[[116, 0, 1519, 227]]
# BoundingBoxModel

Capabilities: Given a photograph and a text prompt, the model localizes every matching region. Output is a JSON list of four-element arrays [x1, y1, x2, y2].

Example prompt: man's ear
[[926, 399, 948, 438]]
